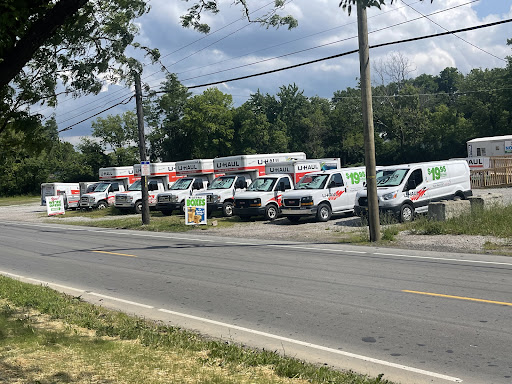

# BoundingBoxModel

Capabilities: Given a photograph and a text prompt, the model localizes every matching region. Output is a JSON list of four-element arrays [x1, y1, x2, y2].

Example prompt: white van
[[354, 159, 472, 222], [280, 167, 367, 222]]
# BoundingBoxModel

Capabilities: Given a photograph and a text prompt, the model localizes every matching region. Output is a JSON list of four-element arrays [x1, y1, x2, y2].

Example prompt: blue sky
[[43, 0, 512, 145]]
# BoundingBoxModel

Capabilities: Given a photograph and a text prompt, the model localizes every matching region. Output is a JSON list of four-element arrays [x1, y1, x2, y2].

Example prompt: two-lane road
[[0, 221, 511, 384]]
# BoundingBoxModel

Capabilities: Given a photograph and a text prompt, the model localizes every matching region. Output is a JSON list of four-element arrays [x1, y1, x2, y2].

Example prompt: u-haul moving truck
[[466, 135, 512, 169], [115, 162, 181, 213], [280, 166, 367, 222], [41, 183, 80, 209], [196, 152, 306, 217], [354, 159, 472, 222], [156, 159, 218, 215], [80, 166, 137, 209], [233, 159, 336, 220]]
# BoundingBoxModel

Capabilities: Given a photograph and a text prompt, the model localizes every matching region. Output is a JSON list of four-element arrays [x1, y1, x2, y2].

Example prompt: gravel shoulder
[[3, 187, 512, 255]]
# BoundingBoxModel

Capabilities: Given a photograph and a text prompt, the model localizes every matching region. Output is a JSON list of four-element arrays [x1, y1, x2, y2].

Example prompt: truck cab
[[80, 166, 136, 209], [280, 167, 367, 222], [234, 174, 293, 220]]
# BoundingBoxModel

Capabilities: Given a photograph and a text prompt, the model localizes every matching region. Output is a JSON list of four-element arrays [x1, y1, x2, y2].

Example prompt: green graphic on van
[[346, 171, 366, 185], [427, 166, 447, 181]]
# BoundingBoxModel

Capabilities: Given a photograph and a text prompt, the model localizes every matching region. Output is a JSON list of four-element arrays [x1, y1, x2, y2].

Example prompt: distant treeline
[[1, 63, 511, 196]]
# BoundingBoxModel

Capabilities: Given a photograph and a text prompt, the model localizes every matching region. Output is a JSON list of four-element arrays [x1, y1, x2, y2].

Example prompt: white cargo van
[[156, 159, 217, 215], [354, 159, 472, 222], [280, 167, 367, 222], [196, 152, 306, 217], [115, 162, 181, 213], [80, 166, 137, 209], [41, 183, 80, 209]]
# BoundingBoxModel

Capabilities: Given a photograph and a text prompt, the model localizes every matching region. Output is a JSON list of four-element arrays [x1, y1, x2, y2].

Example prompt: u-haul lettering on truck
[[257, 158, 280, 165], [269, 166, 292, 173], [178, 164, 198, 171], [323, 190, 345, 201], [297, 164, 319, 171], [216, 161, 240, 168]]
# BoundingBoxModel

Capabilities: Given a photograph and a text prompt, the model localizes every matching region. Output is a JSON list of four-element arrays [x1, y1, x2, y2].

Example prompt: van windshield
[[377, 169, 409, 187], [208, 176, 235, 189], [170, 178, 193, 190], [296, 174, 329, 189], [247, 178, 277, 192], [93, 183, 110, 192], [127, 180, 141, 191]]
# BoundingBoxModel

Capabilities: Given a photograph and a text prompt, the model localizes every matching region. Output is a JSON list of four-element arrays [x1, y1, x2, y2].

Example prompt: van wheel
[[134, 201, 142, 214], [400, 203, 414, 222], [222, 202, 234, 217], [180, 201, 185, 214], [316, 203, 332, 222], [265, 204, 279, 221], [97, 201, 107, 210]]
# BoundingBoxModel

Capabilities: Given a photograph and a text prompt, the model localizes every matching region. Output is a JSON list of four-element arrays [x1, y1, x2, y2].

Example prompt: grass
[[0, 195, 39, 206], [0, 276, 392, 384], [46, 207, 243, 232]]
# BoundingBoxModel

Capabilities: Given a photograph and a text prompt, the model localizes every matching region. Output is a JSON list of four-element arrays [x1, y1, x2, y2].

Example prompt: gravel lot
[[2, 187, 511, 255]]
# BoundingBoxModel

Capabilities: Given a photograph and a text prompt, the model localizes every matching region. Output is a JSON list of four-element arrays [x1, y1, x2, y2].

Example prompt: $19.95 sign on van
[[185, 196, 207, 225]]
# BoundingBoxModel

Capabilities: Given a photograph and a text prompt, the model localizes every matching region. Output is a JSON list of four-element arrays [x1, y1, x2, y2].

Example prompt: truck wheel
[[222, 202, 234, 217], [316, 203, 332, 222], [264, 204, 279, 221], [400, 203, 414, 222], [134, 201, 142, 214], [180, 201, 186, 214], [97, 201, 108, 210], [287, 216, 301, 223]]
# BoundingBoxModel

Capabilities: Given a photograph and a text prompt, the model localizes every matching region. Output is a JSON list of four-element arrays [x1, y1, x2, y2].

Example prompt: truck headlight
[[170, 195, 178, 203], [382, 191, 398, 200], [127, 196, 133, 202], [301, 196, 314, 206], [250, 198, 261, 207]]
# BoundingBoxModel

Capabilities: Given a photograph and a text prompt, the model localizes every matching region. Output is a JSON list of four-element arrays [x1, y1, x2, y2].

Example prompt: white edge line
[[157, 308, 462, 383], [89, 292, 154, 309], [25, 278, 85, 293], [373, 252, 512, 266], [0, 271, 25, 279]]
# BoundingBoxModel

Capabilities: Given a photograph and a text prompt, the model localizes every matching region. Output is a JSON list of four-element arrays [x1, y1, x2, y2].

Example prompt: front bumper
[[156, 202, 179, 211], [234, 206, 266, 216], [354, 204, 401, 217], [280, 206, 317, 216]]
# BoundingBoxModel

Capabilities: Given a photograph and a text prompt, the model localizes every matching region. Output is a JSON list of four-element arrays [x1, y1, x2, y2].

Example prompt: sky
[[40, 0, 512, 146]]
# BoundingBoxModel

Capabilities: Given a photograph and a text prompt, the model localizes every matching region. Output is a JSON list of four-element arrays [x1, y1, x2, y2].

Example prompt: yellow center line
[[402, 290, 512, 306], [92, 250, 137, 258]]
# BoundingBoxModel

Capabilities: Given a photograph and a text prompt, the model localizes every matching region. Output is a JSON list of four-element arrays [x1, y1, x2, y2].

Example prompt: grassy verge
[[0, 195, 39, 206], [0, 276, 391, 384], [45, 207, 242, 232]]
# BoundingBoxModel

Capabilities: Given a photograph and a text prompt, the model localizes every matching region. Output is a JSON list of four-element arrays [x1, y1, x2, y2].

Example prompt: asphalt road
[[0, 221, 511, 384]]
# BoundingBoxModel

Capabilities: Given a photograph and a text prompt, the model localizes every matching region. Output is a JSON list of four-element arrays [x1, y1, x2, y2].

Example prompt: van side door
[[403, 168, 429, 210], [275, 177, 292, 206], [326, 173, 348, 211]]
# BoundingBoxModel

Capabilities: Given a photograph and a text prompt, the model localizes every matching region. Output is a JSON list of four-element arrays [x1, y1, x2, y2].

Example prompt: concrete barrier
[[468, 193, 503, 211], [428, 200, 471, 221]]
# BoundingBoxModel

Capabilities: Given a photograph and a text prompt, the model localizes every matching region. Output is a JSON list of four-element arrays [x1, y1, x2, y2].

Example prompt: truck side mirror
[[235, 180, 245, 189]]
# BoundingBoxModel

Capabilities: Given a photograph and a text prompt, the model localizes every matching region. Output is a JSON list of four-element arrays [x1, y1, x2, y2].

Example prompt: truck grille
[[81, 196, 89, 204], [158, 195, 170, 203], [116, 195, 127, 203], [283, 198, 300, 207], [234, 199, 250, 208], [358, 197, 368, 207]]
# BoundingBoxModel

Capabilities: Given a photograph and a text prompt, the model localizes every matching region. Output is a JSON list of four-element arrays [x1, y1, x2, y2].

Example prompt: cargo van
[[354, 159, 472, 222], [280, 167, 367, 222], [41, 183, 80, 209]]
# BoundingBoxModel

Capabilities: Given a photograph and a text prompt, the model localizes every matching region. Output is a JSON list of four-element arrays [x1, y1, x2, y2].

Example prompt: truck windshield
[[170, 178, 193, 190], [296, 174, 329, 189], [208, 176, 235, 189], [377, 169, 409, 187], [86, 184, 98, 193], [127, 180, 141, 191], [247, 178, 277, 192], [93, 183, 110, 192]]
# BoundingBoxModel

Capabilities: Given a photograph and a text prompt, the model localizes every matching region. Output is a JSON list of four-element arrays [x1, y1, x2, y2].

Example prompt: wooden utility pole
[[134, 72, 150, 225], [357, 2, 381, 241]]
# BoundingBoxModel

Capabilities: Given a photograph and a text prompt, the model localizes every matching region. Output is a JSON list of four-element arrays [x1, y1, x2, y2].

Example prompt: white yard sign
[[185, 196, 207, 225], [46, 196, 65, 216]]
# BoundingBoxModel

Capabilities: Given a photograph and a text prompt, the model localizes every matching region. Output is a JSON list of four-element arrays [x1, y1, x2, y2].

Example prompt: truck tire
[[264, 204, 279, 221], [400, 203, 414, 222], [222, 201, 234, 217], [316, 203, 332, 222], [180, 201, 185, 214], [134, 201, 142, 214], [97, 201, 108, 210]]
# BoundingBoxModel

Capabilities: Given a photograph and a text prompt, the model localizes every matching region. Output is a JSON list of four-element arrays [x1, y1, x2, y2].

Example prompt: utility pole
[[134, 72, 150, 225], [357, 2, 381, 241]]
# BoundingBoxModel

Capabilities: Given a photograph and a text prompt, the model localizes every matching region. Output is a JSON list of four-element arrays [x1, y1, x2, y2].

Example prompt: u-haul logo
[[257, 158, 280, 165], [410, 187, 428, 201], [324, 190, 344, 201], [269, 166, 292, 173], [297, 164, 319, 171], [216, 161, 240, 168]]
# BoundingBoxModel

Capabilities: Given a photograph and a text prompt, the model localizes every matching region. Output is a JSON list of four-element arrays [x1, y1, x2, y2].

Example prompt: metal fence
[[470, 156, 512, 188]]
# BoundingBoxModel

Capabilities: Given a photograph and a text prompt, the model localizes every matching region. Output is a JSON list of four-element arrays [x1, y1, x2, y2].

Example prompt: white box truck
[[41, 183, 80, 209], [466, 135, 512, 170], [233, 159, 333, 220], [115, 162, 181, 213], [280, 166, 367, 222], [196, 152, 306, 217], [354, 159, 472, 222], [156, 159, 218, 215], [80, 166, 137, 209]]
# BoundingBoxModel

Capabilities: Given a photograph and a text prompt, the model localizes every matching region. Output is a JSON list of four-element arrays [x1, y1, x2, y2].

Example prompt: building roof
[[467, 135, 512, 143]]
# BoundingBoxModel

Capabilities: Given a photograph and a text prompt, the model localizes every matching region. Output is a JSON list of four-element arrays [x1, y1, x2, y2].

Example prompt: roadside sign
[[46, 195, 65, 216], [185, 196, 207, 225], [141, 161, 150, 176]]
